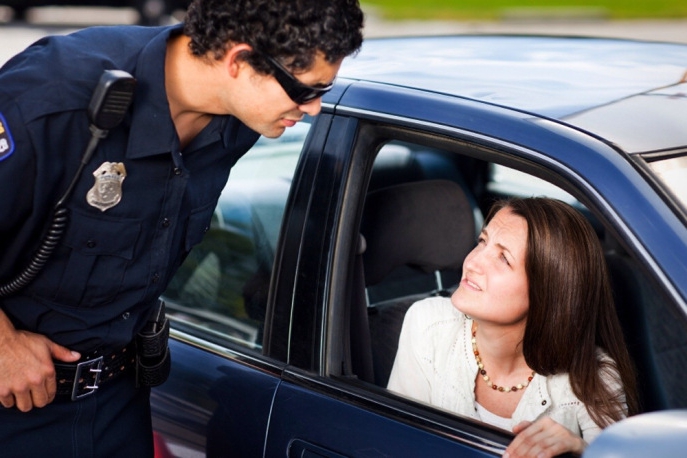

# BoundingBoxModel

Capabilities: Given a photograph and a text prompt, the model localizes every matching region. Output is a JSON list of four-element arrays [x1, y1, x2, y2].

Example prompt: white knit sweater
[[387, 296, 625, 442]]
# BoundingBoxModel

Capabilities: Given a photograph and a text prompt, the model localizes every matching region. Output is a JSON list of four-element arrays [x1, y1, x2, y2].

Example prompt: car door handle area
[[288, 439, 348, 458]]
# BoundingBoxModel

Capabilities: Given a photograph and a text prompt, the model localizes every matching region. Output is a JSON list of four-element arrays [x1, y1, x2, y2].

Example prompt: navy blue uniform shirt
[[0, 25, 260, 353]]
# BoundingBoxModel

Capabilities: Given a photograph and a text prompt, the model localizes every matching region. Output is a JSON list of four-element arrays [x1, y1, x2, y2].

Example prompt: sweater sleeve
[[580, 357, 628, 442], [577, 405, 603, 442], [387, 300, 434, 403]]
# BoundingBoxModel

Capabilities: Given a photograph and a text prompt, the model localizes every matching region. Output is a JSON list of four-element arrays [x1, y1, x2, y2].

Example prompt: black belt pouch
[[136, 299, 171, 387]]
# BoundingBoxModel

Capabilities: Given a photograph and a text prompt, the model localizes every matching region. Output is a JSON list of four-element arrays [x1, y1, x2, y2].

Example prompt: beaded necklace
[[471, 322, 535, 393]]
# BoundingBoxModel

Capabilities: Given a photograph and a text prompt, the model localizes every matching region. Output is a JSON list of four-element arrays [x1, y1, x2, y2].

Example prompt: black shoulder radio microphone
[[0, 70, 136, 297]]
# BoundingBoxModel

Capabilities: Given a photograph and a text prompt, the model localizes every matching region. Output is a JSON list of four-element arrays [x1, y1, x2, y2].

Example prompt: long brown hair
[[486, 197, 639, 427]]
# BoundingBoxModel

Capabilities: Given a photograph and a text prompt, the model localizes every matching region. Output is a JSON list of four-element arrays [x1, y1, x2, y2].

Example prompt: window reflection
[[163, 120, 312, 350], [646, 154, 687, 212]]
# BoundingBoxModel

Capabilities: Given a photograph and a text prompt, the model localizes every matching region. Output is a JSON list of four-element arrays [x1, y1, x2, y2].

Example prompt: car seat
[[605, 245, 687, 411], [359, 179, 477, 386]]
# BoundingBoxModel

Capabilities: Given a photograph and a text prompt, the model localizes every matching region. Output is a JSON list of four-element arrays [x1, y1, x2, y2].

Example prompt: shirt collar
[[126, 24, 182, 159], [125, 25, 259, 160], [127, 24, 258, 158]]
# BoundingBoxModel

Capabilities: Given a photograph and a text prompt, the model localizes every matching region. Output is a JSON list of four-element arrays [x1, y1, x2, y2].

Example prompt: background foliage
[[361, 1, 687, 20]]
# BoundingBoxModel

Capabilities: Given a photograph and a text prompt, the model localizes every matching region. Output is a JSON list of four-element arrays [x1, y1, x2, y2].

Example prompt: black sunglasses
[[265, 56, 333, 105]]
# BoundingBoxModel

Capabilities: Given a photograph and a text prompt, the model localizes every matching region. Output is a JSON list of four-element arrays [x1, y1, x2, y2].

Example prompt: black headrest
[[361, 179, 476, 286]]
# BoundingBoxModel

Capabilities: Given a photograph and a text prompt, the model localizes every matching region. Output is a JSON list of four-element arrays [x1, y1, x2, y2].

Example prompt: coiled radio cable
[[0, 70, 136, 297]]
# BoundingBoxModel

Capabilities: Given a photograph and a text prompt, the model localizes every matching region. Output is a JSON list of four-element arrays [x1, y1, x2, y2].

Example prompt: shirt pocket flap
[[64, 210, 141, 260]]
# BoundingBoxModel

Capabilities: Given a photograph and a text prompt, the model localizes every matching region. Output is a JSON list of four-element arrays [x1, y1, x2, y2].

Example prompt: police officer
[[0, 0, 364, 455]]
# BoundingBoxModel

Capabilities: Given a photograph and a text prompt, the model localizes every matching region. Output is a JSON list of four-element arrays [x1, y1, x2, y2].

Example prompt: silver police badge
[[87, 161, 127, 212]]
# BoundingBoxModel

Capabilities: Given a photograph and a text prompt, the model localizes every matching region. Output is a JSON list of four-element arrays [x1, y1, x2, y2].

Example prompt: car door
[[152, 107, 514, 457], [262, 80, 687, 457], [150, 118, 317, 457], [261, 104, 517, 457]]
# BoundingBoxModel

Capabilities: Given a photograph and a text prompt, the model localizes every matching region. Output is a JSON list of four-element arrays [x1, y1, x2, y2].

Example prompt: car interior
[[353, 139, 687, 415]]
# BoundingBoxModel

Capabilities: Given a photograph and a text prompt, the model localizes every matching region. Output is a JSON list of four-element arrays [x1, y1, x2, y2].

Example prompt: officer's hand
[[0, 312, 80, 412]]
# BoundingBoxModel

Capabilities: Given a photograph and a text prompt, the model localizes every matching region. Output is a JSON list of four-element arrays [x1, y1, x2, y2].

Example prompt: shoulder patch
[[0, 113, 16, 162]]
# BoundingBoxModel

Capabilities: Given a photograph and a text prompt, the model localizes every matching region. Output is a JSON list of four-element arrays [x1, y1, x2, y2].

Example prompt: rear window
[[645, 153, 687, 213]]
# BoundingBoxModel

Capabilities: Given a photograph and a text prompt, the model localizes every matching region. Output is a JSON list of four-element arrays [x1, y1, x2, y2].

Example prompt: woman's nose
[[463, 246, 482, 272]]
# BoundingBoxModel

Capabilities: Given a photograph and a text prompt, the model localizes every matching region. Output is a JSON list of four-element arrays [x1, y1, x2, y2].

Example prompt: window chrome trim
[[169, 326, 284, 374]]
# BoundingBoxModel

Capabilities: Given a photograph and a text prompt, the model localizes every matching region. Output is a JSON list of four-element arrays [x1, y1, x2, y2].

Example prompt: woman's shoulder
[[404, 296, 466, 333], [595, 348, 624, 391], [542, 348, 623, 396]]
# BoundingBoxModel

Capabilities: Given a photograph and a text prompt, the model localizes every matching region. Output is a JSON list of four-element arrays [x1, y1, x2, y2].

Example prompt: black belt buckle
[[71, 356, 104, 401]]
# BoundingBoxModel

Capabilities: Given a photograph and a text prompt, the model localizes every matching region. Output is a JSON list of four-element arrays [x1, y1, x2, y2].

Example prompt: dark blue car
[[152, 35, 687, 457]]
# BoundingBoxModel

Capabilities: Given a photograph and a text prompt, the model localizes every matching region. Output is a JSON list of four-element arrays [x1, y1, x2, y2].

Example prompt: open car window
[[345, 134, 687, 431], [360, 141, 591, 393]]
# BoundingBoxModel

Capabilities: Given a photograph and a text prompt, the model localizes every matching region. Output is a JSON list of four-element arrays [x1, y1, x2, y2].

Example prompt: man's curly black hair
[[183, 0, 364, 74]]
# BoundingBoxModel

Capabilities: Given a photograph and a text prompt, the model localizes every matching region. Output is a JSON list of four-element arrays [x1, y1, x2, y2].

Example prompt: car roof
[[338, 35, 687, 154]]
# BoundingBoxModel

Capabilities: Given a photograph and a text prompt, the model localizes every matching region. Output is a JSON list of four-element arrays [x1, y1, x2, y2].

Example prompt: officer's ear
[[224, 43, 254, 79]]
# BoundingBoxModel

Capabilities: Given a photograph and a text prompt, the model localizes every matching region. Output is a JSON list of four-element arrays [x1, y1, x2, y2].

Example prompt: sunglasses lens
[[291, 87, 330, 105], [267, 56, 332, 104]]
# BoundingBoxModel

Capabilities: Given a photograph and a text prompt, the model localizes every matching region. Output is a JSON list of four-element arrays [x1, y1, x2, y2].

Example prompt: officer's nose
[[299, 97, 322, 116]]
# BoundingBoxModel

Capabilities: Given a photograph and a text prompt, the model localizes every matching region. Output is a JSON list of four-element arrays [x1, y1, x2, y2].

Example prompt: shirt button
[[161, 218, 170, 228], [174, 167, 182, 176], [121, 312, 130, 320], [86, 240, 97, 248], [152, 273, 160, 283]]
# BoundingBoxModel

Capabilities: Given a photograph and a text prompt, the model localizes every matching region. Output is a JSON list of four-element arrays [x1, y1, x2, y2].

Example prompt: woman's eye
[[500, 253, 511, 266]]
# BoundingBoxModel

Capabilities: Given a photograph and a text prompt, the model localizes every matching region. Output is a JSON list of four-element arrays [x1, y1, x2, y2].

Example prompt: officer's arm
[[0, 309, 80, 412]]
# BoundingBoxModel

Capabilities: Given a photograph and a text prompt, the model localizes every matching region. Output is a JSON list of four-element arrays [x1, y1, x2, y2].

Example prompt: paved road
[[2, 6, 687, 67]]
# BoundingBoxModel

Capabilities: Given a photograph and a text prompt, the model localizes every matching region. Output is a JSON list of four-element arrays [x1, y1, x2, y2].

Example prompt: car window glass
[[162, 120, 311, 351], [645, 154, 687, 212]]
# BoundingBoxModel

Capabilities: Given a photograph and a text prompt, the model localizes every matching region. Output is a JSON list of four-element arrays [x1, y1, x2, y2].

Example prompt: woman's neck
[[471, 319, 534, 418], [472, 320, 528, 376]]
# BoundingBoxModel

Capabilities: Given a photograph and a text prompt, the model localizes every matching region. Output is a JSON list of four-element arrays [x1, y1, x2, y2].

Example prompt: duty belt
[[55, 343, 137, 401], [54, 300, 171, 401]]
